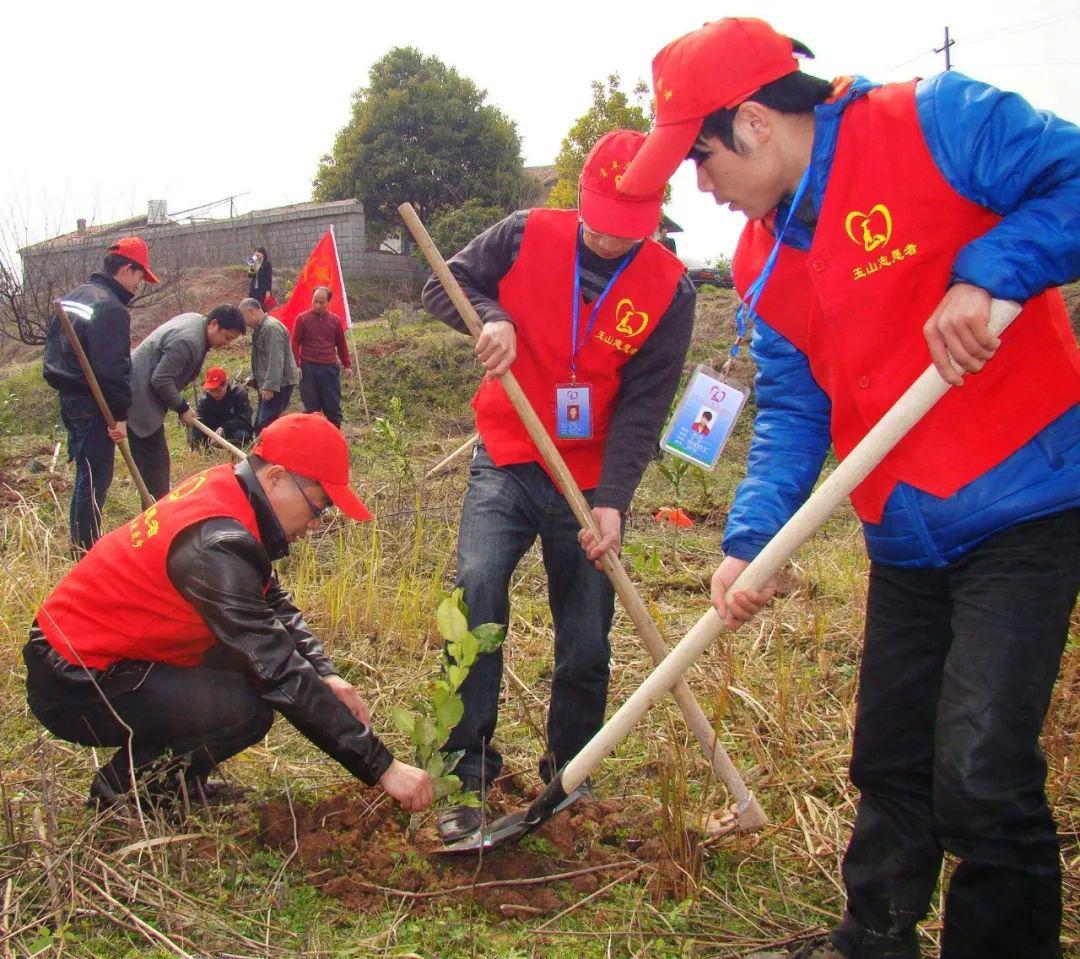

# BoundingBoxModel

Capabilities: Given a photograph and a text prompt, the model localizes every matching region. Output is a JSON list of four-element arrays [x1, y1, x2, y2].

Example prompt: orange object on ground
[[654, 507, 694, 527]]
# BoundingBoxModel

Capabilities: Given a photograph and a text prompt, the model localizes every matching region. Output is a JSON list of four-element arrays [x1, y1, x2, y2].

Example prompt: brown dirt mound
[[129, 267, 250, 345], [258, 779, 711, 918]]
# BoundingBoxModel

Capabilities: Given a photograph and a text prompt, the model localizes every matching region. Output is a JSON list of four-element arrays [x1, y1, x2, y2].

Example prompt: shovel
[[400, 203, 767, 833], [438, 296, 1023, 852], [190, 417, 246, 460]]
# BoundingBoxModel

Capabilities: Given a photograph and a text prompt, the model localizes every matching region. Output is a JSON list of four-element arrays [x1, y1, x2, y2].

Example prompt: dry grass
[[0, 295, 1076, 957]]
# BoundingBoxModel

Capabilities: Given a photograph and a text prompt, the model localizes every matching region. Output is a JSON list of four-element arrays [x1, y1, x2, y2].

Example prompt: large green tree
[[547, 75, 651, 209], [314, 48, 531, 242]]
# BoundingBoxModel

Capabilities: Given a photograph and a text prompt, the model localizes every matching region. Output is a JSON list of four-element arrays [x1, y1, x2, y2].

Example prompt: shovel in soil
[[400, 203, 767, 835], [437, 296, 1023, 853]]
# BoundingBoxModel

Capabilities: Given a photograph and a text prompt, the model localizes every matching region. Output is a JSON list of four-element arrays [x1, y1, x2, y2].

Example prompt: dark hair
[[102, 253, 140, 277], [207, 304, 246, 333], [254, 246, 271, 268], [691, 59, 833, 157]]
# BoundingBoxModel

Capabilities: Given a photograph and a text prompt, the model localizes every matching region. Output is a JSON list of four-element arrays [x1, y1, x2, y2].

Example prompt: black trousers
[[299, 362, 342, 428], [24, 640, 273, 795], [832, 509, 1079, 959], [128, 426, 171, 501]]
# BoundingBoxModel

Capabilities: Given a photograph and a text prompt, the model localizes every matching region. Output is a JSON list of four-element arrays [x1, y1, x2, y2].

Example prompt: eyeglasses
[[288, 472, 331, 520]]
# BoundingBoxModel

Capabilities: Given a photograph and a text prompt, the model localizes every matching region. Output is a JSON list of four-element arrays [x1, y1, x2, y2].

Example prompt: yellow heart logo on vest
[[844, 204, 893, 252], [614, 298, 650, 338]]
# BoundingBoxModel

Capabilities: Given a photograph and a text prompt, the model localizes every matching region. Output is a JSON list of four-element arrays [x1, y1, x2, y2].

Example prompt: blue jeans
[[254, 384, 294, 435], [60, 394, 116, 552], [833, 509, 1079, 959], [445, 445, 616, 785]]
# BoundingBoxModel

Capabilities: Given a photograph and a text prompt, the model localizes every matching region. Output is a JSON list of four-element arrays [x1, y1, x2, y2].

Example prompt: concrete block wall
[[20, 199, 425, 292]]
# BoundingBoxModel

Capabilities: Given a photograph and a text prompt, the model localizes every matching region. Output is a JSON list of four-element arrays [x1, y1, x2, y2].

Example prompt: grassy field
[[0, 287, 1076, 958]]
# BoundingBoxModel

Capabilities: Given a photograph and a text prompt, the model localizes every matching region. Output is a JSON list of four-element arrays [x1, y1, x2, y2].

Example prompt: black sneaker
[[437, 775, 487, 844], [87, 769, 125, 809]]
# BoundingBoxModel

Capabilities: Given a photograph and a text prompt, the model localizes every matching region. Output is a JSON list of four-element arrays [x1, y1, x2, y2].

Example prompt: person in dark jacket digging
[[42, 236, 160, 552], [192, 366, 253, 448], [24, 413, 433, 812], [421, 130, 696, 843]]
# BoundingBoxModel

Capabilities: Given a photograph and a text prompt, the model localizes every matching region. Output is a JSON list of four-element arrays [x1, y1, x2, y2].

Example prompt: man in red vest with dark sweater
[[422, 130, 696, 843], [25, 413, 433, 814], [619, 18, 1080, 959]]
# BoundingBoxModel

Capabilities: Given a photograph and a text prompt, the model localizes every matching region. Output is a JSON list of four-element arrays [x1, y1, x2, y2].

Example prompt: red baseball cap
[[578, 130, 664, 239], [252, 413, 372, 521], [202, 366, 228, 390], [619, 18, 802, 196], [107, 235, 160, 284]]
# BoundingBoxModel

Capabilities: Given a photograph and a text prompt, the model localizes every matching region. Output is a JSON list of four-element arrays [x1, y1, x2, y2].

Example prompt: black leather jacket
[[27, 461, 393, 785]]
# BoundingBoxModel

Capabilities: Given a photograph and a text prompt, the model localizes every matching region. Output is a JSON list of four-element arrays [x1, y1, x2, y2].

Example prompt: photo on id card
[[555, 383, 592, 440], [661, 365, 747, 470]]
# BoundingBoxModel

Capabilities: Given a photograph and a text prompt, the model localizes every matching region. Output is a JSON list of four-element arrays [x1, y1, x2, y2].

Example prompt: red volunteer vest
[[475, 208, 686, 489], [733, 81, 1080, 523], [38, 465, 263, 669]]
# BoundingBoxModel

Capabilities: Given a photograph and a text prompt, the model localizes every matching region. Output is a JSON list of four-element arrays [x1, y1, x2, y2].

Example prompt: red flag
[[271, 226, 352, 333]]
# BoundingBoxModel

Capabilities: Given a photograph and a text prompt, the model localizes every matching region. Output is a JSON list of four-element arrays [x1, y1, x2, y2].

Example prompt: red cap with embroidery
[[252, 413, 372, 521], [201, 366, 228, 390], [618, 18, 802, 196], [578, 130, 664, 239], [107, 236, 160, 283]]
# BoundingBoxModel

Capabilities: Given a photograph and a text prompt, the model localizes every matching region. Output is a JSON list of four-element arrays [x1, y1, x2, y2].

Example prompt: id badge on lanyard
[[661, 364, 747, 470], [555, 382, 593, 439], [558, 229, 632, 441]]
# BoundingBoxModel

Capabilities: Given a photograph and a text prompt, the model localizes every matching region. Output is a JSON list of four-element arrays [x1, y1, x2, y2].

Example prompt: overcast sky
[[3, 0, 1078, 267]]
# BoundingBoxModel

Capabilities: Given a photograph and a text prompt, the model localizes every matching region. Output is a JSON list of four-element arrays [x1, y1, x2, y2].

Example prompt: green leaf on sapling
[[434, 775, 464, 801], [436, 593, 469, 646], [472, 622, 507, 653], [390, 707, 416, 737], [435, 695, 465, 732]]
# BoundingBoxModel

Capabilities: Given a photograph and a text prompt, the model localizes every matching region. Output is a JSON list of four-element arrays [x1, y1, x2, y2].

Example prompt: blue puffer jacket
[[723, 73, 1080, 569]]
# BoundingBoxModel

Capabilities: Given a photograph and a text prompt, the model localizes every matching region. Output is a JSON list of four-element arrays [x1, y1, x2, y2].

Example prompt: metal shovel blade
[[435, 774, 578, 854]]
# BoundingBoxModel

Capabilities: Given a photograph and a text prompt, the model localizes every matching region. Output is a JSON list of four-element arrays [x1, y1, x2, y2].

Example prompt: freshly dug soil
[[258, 777, 711, 917]]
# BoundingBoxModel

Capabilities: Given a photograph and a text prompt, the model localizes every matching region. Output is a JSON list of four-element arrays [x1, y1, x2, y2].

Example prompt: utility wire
[[880, 9, 1080, 77], [964, 9, 1080, 43]]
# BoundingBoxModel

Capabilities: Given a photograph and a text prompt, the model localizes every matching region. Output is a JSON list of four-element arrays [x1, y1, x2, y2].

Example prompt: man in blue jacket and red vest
[[25, 413, 433, 814], [422, 130, 696, 842], [619, 18, 1080, 959]]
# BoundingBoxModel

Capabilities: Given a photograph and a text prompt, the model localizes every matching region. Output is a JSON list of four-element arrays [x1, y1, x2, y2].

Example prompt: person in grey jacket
[[240, 298, 299, 434], [127, 306, 246, 498]]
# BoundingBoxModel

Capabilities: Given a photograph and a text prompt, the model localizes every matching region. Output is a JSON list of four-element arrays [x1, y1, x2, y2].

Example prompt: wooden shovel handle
[[400, 203, 766, 828], [190, 418, 246, 460], [557, 298, 1024, 794], [54, 300, 155, 509]]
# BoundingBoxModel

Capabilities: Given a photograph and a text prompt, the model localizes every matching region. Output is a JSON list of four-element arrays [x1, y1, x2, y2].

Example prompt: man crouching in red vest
[[619, 17, 1080, 959], [25, 413, 434, 813], [422, 130, 695, 843]]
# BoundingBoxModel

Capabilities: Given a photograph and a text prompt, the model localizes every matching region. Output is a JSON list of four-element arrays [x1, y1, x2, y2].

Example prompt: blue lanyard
[[571, 227, 633, 381], [731, 165, 813, 360]]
